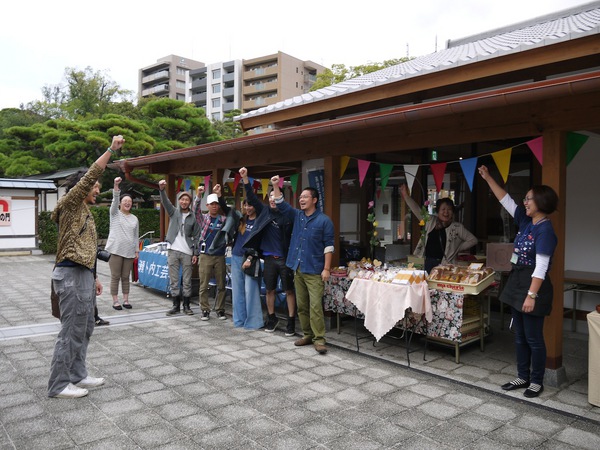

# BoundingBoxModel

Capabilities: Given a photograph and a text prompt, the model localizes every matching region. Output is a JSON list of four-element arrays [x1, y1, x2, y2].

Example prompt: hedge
[[38, 207, 160, 254]]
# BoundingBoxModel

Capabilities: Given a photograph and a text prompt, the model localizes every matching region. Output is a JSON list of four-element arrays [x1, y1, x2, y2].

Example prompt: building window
[[176, 80, 186, 89], [212, 98, 221, 108], [176, 93, 186, 101], [212, 69, 221, 79], [296, 82, 298, 88], [212, 84, 221, 94], [296, 67, 299, 73], [212, 112, 221, 121], [177, 67, 186, 75]]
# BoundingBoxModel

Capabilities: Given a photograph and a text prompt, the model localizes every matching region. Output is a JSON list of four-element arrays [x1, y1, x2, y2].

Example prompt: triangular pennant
[[204, 175, 211, 193], [227, 182, 234, 194], [403, 164, 419, 194], [340, 156, 350, 178], [526, 137, 543, 165], [491, 148, 512, 183], [222, 169, 231, 185], [430, 162, 447, 193], [459, 157, 478, 192], [379, 163, 393, 190], [176, 178, 183, 192], [289, 173, 299, 193], [252, 179, 261, 193], [357, 159, 371, 187], [261, 179, 270, 198], [279, 176, 285, 189], [567, 132, 589, 166], [184, 179, 191, 191], [233, 173, 241, 192]]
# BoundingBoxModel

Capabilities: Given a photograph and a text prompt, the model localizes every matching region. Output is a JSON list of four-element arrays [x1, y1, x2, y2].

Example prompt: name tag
[[510, 253, 519, 264]]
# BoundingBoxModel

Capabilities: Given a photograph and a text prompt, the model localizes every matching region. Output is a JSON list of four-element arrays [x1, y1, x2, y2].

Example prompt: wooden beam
[[542, 130, 567, 370]]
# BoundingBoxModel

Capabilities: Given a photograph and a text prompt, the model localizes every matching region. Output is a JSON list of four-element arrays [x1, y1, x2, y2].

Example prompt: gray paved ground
[[1, 254, 600, 449]]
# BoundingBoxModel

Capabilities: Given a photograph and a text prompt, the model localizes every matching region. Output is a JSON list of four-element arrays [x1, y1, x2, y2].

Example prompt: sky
[[0, 0, 594, 110]]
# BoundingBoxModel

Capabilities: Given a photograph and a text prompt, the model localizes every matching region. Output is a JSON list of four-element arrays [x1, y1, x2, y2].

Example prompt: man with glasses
[[270, 176, 334, 354], [157, 182, 200, 316]]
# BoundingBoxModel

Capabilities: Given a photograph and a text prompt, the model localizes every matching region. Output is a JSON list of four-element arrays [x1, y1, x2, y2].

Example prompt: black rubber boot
[[166, 295, 181, 316], [183, 297, 194, 315]]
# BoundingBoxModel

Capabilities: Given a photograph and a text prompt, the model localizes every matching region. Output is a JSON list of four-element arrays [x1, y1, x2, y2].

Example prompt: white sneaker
[[53, 383, 88, 398], [76, 376, 105, 388]]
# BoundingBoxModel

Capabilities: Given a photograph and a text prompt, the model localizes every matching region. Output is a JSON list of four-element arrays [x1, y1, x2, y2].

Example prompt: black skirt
[[499, 265, 553, 317]]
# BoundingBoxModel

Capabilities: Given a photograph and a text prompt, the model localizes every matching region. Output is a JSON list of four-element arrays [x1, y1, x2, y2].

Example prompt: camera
[[200, 242, 206, 254], [97, 248, 111, 262]]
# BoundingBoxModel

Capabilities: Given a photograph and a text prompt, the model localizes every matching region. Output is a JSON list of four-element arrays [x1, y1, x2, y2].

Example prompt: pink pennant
[[357, 159, 371, 187], [233, 173, 241, 192], [204, 175, 211, 194], [430, 163, 447, 193], [526, 137, 543, 165], [279, 176, 285, 189]]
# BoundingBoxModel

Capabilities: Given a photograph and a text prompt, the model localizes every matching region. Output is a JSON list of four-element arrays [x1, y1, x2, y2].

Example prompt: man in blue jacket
[[270, 175, 334, 354]]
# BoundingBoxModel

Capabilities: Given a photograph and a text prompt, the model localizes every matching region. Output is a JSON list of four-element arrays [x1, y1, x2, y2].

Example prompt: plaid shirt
[[194, 199, 226, 241]]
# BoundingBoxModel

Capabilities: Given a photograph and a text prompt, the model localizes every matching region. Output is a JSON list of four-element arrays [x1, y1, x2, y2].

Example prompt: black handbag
[[243, 249, 262, 278]]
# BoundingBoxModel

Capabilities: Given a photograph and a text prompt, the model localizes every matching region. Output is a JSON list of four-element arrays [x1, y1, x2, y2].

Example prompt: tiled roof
[[238, 3, 600, 121], [0, 179, 57, 190]]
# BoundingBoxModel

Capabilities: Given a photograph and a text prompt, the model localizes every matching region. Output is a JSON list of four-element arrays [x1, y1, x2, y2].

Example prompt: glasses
[[523, 196, 534, 203]]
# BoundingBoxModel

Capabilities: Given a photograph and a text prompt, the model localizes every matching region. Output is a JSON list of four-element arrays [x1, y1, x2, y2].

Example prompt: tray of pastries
[[427, 263, 495, 294]]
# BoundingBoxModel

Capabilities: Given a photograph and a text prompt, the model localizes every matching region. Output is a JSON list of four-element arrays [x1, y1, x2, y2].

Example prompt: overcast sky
[[0, 0, 594, 110]]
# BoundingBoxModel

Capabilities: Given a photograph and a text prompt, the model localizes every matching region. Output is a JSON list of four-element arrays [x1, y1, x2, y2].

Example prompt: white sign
[[0, 197, 11, 226]]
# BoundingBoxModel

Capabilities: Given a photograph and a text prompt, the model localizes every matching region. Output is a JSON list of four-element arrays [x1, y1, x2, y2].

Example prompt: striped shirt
[[105, 189, 139, 259]]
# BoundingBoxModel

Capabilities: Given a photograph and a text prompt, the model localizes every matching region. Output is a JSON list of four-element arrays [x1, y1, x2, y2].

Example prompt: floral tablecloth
[[323, 275, 364, 319], [323, 275, 475, 343]]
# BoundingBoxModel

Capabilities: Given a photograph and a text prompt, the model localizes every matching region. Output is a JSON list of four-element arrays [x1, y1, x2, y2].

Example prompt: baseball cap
[[206, 193, 219, 204]]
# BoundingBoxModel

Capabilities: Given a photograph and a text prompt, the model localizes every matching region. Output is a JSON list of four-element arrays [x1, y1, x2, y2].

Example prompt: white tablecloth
[[345, 279, 432, 341]]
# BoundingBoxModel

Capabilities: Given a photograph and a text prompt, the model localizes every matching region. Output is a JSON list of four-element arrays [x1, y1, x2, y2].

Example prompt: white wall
[[564, 132, 600, 317], [0, 188, 37, 250]]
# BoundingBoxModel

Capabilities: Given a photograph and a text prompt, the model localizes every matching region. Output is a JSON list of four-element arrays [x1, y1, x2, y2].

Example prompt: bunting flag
[[403, 165, 419, 194], [261, 179, 270, 198], [176, 178, 183, 192], [289, 173, 299, 193], [228, 182, 235, 194], [222, 169, 231, 185], [204, 175, 211, 193], [357, 159, 371, 187], [567, 132, 589, 166], [491, 148, 512, 183], [376, 188, 381, 199], [184, 179, 191, 191], [459, 157, 478, 192], [526, 137, 544, 165], [278, 176, 285, 189], [340, 156, 350, 178], [252, 179, 260, 193], [379, 163, 394, 190], [233, 173, 241, 192], [430, 162, 447, 193]]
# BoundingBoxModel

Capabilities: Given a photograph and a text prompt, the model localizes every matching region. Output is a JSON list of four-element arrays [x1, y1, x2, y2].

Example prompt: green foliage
[[38, 211, 58, 254], [212, 109, 246, 139], [38, 207, 160, 254]]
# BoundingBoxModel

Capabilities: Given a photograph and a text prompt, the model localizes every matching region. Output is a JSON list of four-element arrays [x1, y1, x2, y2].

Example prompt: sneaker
[[265, 315, 279, 333], [217, 310, 227, 320], [285, 318, 296, 337], [201, 310, 210, 321], [76, 376, 105, 388], [95, 318, 110, 326], [52, 383, 88, 399]]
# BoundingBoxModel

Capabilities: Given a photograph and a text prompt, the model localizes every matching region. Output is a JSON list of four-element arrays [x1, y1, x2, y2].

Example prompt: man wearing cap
[[195, 184, 230, 320], [158, 180, 200, 316]]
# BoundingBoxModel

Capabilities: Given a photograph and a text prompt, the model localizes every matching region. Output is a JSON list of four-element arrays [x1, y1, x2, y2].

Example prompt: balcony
[[243, 79, 277, 96], [223, 101, 235, 113], [223, 87, 236, 98], [192, 78, 207, 90], [141, 84, 169, 97], [223, 72, 235, 83], [141, 70, 169, 85], [244, 65, 278, 81], [192, 92, 207, 104]]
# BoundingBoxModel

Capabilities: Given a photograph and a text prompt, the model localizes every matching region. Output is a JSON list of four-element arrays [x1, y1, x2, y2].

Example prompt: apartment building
[[139, 55, 204, 101], [242, 51, 324, 117], [189, 60, 243, 121]]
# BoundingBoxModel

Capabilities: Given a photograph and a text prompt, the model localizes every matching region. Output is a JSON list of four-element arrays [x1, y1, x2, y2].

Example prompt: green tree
[[212, 109, 245, 139]]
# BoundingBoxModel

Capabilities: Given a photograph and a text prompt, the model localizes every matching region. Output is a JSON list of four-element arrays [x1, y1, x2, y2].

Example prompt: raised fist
[[239, 167, 248, 178], [197, 185, 205, 196], [271, 175, 279, 185], [114, 177, 122, 185], [158, 180, 167, 191]]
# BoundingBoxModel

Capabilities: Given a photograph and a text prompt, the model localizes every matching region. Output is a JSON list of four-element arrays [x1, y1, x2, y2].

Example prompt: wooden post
[[324, 156, 341, 268], [542, 131, 566, 371]]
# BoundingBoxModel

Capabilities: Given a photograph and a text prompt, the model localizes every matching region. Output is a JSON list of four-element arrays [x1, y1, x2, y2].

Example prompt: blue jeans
[[510, 307, 547, 385], [230, 255, 263, 329]]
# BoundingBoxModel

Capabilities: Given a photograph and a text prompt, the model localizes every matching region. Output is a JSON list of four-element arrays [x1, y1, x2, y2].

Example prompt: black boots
[[183, 297, 193, 315], [166, 295, 181, 316]]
